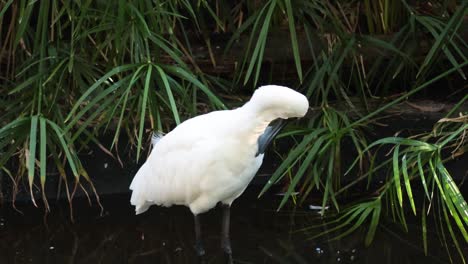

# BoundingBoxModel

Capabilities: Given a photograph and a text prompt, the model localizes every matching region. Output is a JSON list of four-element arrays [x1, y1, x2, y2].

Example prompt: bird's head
[[249, 85, 309, 120]]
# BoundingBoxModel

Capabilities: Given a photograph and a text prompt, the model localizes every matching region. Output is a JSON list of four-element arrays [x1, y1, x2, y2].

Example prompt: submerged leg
[[220, 204, 233, 263], [194, 214, 205, 258]]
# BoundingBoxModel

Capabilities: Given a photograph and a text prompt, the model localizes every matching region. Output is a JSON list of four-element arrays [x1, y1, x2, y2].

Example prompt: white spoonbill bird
[[129, 85, 309, 261]]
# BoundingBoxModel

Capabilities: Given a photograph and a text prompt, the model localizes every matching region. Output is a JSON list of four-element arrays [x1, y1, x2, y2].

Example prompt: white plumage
[[130, 85, 308, 214], [129, 85, 308, 259]]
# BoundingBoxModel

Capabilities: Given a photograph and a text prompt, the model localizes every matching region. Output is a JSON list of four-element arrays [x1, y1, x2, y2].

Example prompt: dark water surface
[[0, 187, 461, 264]]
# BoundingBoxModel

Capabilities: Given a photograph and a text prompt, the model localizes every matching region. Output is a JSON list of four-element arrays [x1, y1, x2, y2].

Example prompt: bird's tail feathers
[[135, 203, 151, 215], [130, 165, 153, 215]]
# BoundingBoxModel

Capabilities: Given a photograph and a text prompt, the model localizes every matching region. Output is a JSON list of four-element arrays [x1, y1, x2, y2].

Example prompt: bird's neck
[[238, 101, 278, 142]]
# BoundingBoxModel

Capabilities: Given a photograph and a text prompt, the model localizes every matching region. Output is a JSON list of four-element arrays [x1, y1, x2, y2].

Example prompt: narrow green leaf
[[284, 0, 302, 82], [416, 2, 468, 78], [9, 74, 41, 94], [277, 136, 324, 210], [28, 116, 39, 188], [392, 145, 403, 207], [66, 64, 136, 121], [137, 65, 153, 161], [0, 0, 14, 19], [70, 94, 119, 142], [201, 1, 225, 30], [47, 120, 79, 178], [65, 78, 129, 132], [0, 117, 29, 138], [437, 161, 468, 231], [111, 65, 146, 148], [42, 58, 68, 87], [147, 34, 186, 66], [418, 17, 466, 80], [127, 3, 151, 36], [244, 0, 277, 85], [365, 200, 381, 246], [437, 197, 455, 264], [361, 35, 413, 63], [346, 137, 436, 175], [431, 158, 468, 242], [259, 128, 327, 197], [14, 0, 36, 47], [333, 207, 373, 241], [439, 124, 468, 147], [401, 154, 416, 215], [422, 202, 428, 255], [308, 206, 366, 240], [155, 65, 180, 124], [39, 117, 47, 187], [441, 201, 467, 263], [417, 153, 430, 200], [163, 65, 225, 109]]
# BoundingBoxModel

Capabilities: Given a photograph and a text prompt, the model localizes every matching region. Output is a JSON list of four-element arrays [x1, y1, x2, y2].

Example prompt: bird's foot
[[221, 236, 232, 254], [221, 241, 232, 254], [224, 252, 233, 264], [194, 241, 206, 257], [221, 237, 233, 263], [195, 242, 207, 264]]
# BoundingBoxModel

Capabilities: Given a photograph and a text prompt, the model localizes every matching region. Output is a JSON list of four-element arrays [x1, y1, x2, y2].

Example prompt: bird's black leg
[[221, 204, 233, 263], [194, 214, 206, 259]]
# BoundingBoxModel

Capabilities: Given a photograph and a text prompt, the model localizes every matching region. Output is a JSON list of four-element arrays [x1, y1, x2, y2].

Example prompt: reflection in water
[[0, 188, 455, 264]]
